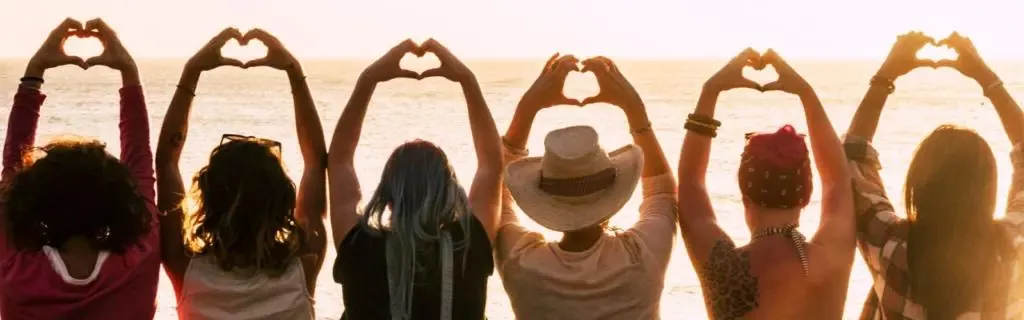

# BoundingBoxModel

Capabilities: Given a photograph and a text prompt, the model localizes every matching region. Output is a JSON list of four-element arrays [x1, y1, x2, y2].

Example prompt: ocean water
[[2, 58, 1023, 319]]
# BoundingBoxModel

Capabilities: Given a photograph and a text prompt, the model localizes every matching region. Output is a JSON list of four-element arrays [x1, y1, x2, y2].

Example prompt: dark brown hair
[[2, 138, 151, 253], [904, 125, 1013, 318], [184, 140, 304, 276]]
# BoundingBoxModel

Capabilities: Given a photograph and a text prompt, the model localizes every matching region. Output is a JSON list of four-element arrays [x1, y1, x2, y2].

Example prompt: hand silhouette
[[186, 28, 245, 72], [26, 18, 88, 76], [762, 49, 812, 95], [704, 48, 762, 92], [519, 53, 581, 111], [580, 56, 644, 113], [361, 39, 420, 83], [877, 31, 937, 79], [241, 29, 299, 71], [83, 19, 136, 72], [418, 39, 475, 84], [936, 32, 999, 86]]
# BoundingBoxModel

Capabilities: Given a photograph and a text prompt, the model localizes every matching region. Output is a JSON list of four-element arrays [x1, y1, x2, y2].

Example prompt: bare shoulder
[[698, 240, 760, 319]]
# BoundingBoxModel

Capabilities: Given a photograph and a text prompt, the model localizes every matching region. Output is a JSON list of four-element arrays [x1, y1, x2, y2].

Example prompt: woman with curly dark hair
[[0, 18, 160, 319], [156, 28, 327, 319]]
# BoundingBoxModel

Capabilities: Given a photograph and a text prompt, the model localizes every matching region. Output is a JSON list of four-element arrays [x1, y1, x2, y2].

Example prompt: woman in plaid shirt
[[846, 31, 1024, 319]]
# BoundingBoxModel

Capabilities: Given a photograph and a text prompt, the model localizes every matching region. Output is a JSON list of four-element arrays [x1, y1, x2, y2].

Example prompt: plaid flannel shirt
[[846, 135, 1024, 320]]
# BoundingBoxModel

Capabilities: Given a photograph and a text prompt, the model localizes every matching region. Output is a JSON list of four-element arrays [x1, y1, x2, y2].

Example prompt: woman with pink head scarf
[[677, 48, 855, 319]]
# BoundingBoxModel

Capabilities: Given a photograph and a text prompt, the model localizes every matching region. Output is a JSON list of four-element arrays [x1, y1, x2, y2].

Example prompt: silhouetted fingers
[[84, 18, 116, 38], [242, 57, 269, 69], [915, 58, 937, 69], [84, 56, 109, 68], [761, 81, 784, 92], [551, 55, 578, 76], [581, 57, 610, 76], [543, 53, 561, 73], [220, 57, 244, 68], [211, 27, 242, 47], [935, 59, 959, 70], [560, 97, 582, 106], [580, 95, 605, 106], [421, 38, 454, 60], [395, 69, 419, 80], [243, 29, 281, 48], [50, 18, 84, 42], [61, 55, 88, 69], [735, 78, 762, 91], [418, 67, 447, 80]]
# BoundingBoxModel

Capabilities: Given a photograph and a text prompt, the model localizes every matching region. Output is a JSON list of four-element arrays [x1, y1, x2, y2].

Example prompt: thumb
[[762, 81, 784, 92], [221, 58, 244, 68], [935, 59, 958, 70], [557, 96, 581, 107], [85, 56, 108, 68], [396, 69, 419, 79], [580, 95, 604, 106], [419, 68, 446, 80], [916, 59, 937, 69], [242, 58, 269, 69], [736, 78, 762, 91], [64, 56, 88, 69]]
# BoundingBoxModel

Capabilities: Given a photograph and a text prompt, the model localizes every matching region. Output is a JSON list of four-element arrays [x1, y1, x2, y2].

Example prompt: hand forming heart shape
[[361, 38, 475, 83], [516, 53, 645, 114], [185, 27, 301, 72], [877, 31, 994, 84], [704, 48, 812, 95], [29, 18, 136, 73]]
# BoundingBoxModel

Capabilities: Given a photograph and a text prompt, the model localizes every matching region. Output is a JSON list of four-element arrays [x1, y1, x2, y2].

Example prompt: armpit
[[699, 240, 759, 320]]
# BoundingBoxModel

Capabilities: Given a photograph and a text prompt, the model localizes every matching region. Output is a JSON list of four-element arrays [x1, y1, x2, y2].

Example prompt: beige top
[[496, 148, 678, 320], [177, 255, 314, 320]]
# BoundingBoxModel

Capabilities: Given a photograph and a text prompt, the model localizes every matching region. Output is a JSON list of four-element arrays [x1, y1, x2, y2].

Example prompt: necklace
[[753, 224, 809, 276]]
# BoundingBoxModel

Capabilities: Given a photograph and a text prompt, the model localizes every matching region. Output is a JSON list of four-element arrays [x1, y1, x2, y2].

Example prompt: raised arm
[[83, 19, 158, 229], [678, 49, 761, 264], [761, 50, 855, 252], [155, 28, 244, 295], [420, 39, 502, 243], [848, 32, 935, 141], [239, 28, 328, 294], [328, 40, 419, 249], [936, 32, 1024, 206], [3, 18, 87, 182]]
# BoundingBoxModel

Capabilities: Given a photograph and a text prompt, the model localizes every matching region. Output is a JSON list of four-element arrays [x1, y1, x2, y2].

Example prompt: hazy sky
[[2, 0, 1022, 59]]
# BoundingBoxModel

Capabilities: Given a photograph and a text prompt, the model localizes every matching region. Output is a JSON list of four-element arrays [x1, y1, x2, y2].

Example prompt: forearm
[[984, 84, 1024, 144], [118, 81, 156, 201], [846, 84, 890, 141], [2, 86, 45, 180], [121, 65, 141, 88], [626, 108, 670, 177], [287, 67, 328, 167], [462, 80, 502, 170], [503, 105, 538, 150], [155, 69, 200, 168], [678, 89, 718, 185], [328, 75, 376, 163], [799, 90, 849, 185]]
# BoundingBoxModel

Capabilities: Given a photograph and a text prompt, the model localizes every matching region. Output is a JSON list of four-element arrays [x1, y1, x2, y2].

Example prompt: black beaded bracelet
[[684, 121, 718, 138], [870, 75, 895, 94], [20, 76, 44, 84], [687, 113, 721, 127]]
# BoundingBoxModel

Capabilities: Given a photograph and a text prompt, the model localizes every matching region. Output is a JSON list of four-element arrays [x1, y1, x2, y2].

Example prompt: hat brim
[[505, 145, 644, 232]]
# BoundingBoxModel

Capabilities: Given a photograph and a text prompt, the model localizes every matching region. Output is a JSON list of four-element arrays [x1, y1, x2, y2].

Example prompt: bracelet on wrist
[[501, 136, 529, 157], [630, 121, 653, 135], [983, 79, 1004, 98], [870, 75, 895, 94]]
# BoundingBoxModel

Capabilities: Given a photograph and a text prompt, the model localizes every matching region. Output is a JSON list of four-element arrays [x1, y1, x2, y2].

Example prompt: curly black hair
[[184, 140, 305, 276], [1, 137, 151, 253]]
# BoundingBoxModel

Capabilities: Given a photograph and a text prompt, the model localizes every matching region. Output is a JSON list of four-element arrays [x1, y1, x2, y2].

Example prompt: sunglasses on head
[[220, 134, 282, 154]]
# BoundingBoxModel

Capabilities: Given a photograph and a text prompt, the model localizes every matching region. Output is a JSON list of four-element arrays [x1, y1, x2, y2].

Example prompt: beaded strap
[[753, 224, 809, 276]]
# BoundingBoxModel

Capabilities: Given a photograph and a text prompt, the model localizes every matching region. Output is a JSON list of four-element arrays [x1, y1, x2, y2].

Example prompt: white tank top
[[178, 255, 314, 320]]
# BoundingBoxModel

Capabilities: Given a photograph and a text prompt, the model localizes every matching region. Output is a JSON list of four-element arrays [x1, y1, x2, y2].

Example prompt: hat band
[[538, 167, 617, 197]]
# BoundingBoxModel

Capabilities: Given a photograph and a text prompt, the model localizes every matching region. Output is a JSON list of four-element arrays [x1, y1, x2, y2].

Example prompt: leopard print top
[[699, 241, 759, 320]]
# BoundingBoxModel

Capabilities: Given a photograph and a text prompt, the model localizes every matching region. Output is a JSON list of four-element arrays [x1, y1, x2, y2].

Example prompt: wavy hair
[[184, 139, 304, 277], [359, 140, 472, 320], [904, 125, 1014, 317], [2, 137, 151, 253]]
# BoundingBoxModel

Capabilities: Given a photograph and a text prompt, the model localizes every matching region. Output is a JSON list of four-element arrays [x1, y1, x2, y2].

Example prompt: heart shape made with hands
[[220, 37, 268, 63], [62, 32, 104, 60], [398, 50, 442, 77], [915, 42, 959, 65], [562, 70, 601, 104], [741, 58, 777, 90]]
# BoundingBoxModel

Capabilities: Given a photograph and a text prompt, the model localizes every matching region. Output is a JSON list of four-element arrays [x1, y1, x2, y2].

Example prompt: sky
[[1, 0, 1023, 59]]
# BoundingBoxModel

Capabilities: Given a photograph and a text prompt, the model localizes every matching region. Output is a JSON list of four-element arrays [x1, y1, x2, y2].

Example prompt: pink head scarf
[[738, 125, 813, 209]]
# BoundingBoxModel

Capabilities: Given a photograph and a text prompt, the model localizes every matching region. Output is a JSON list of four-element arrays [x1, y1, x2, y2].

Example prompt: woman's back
[[178, 255, 314, 320], [334, 216, 493, 320]]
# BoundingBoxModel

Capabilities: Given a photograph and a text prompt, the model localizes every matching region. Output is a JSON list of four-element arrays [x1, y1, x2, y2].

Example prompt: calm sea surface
[[2, 59, 1023, 319]]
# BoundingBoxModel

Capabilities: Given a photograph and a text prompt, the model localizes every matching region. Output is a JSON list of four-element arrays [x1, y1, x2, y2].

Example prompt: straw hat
[[505, 126, 643, 232]]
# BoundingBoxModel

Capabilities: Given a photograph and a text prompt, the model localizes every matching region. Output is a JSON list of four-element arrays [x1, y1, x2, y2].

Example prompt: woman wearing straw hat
[[496, 54, 677, 319], [677, 48, 855, 319]]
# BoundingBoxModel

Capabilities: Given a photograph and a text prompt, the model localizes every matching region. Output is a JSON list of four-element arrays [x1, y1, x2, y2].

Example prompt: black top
[[335, 216, 494, 320]]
